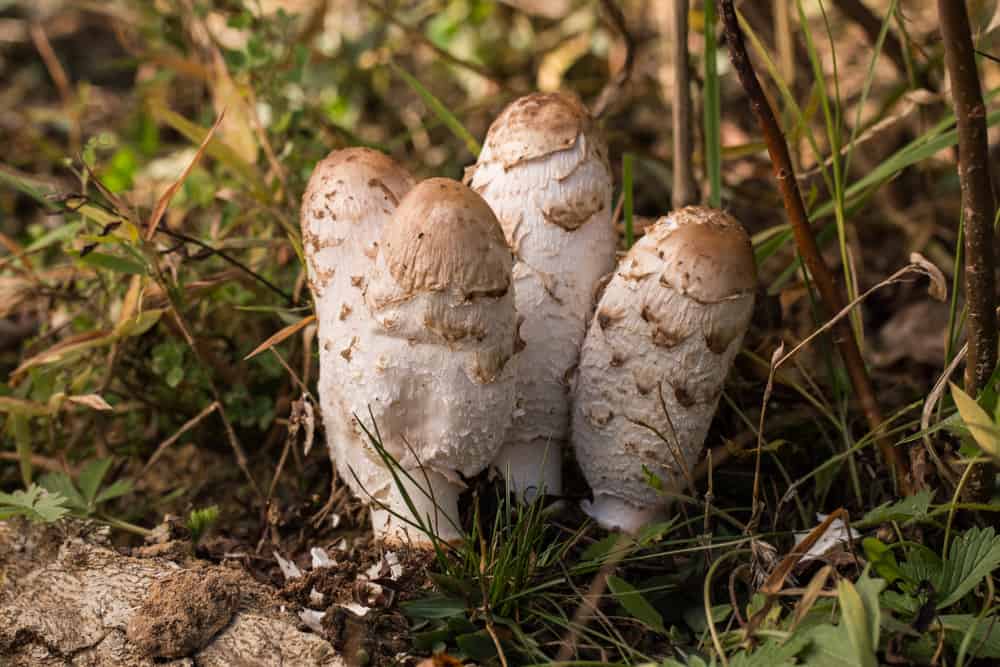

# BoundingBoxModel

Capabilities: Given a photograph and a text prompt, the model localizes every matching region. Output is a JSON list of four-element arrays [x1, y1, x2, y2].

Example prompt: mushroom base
[[582, 493, 665, 535], [491, 439, 563, 502], [369, 469, 464, 547]]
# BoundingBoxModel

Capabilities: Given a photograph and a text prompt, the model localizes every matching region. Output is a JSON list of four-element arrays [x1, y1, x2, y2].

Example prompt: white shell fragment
[[468, 92, 616, 500], [339, 178, 518, 546], [572, 207, 757, 533], [300, 147, 415, 525]]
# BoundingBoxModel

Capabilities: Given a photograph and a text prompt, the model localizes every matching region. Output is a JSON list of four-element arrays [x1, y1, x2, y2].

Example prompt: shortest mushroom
[[572, 207, 757, 533], [340, 178, 518, 546]]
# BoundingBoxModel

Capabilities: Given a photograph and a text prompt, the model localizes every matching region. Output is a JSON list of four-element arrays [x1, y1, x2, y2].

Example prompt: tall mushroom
[[301, 147, 415, 514], [467, 92, 616, 500], [341, 178, 518, 545], [572, 207, 757, 533]]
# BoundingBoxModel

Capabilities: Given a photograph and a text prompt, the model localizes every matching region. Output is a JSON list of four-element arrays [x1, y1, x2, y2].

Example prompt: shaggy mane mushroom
[[467, 92, 616, 501], [571, 206, 757, 533]]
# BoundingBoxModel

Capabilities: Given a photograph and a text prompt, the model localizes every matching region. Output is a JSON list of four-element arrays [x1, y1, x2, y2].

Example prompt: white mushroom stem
[[572, 207, 757, 533], [468, 92, 616, 500], [369, 469, 463, 545], [342, 178, 517, 547]]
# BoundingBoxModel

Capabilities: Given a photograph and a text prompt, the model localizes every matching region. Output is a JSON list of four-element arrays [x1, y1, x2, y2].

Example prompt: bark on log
[[0, 519, 344, 666]]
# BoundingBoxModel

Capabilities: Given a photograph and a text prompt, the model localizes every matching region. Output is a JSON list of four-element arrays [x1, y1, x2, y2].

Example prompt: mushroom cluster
[[302, 96, 756, 546]]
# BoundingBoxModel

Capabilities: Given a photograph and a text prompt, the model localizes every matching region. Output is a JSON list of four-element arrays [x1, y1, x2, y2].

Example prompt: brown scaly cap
[[301, 147, 414, 226], [382, 178, 511, 297], [653, 206, 758, 303], [482, 92, 592, 169]]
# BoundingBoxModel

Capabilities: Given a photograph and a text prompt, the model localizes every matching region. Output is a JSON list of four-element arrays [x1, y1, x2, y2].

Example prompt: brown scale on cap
[[381, 178, 511, 299]]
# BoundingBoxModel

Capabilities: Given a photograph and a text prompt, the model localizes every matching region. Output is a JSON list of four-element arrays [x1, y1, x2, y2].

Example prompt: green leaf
[[729, 635, 810, 666], [77, 458, 113, 506], [950, 382, 1000, 459], [606, 575, 666, 634], [580, 532, 623, 563], [853, 569, 886, 650], [455, 630, 496, 661], [940, 614, 1000, 658], [389, 61, 481, 157], [412, 628, 452, 651], [94, 479, 132, 505], [862, 538, 902, 584], [802, 624, 862, 667], [400, 596, 466, 619], [861, 489, 933, 525], [25, 221, 84, 252], [0, 485, 70, 522], [38, 472, 88, 514], [79, 251, 147, 275], [187, 505, 220, 544], [838, 580, 876, 667], [937, 526, 1000, 609]]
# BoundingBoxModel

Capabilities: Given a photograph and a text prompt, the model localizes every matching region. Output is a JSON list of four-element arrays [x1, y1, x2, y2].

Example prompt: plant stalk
[[718, 0, 911, 494], [938, 0, 998, 500], [666, 0, 698, 207], [938, 0, 998, 394]]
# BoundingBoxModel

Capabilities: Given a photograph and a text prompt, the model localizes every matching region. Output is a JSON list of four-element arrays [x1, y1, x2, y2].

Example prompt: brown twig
[[938, 1, 998, 393], [938, 0, 998, 500], [591, 0, 635, 119], [718, 0, 911, 494], [138, 401, 219, 480]]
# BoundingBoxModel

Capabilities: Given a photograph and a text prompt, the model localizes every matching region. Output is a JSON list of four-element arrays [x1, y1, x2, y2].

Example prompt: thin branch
[[938, 0, 998, 393], [591, 0, 635, 119], [939, 0, 998, 501], [718, 0, 911, 494], [156, 225, 294, 304]]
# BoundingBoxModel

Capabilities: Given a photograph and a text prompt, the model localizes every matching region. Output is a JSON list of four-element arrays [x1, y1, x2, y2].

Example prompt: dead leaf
[[244, 314, 316, 360], [66, 394, 114, 411], [144, 112, 225, 240]]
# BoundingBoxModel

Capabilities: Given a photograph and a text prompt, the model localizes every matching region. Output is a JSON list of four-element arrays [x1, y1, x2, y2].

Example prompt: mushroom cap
[[640, 207, 758, 303], [300, 147, 414, 295], [480, 92, 592, 170], [302, 147, 414, 225], [378, 177, 511, 299]]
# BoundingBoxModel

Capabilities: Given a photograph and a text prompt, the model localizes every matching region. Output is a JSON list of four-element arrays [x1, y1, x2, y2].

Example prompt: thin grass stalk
[[718, 0, 911, 494], [669, 0, 698, 208], [703, 0, 722, 207]]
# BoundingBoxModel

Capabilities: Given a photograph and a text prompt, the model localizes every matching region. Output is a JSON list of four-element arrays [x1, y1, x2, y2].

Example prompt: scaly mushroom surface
[[343, 178, 518, 545], [300, 147, 414, 532], [571, 207, 757, 533], [467, 92, 616, 500]]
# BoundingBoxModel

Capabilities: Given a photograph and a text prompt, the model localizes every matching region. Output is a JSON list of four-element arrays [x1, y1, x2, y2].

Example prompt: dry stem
[[938, 0, 998, 393], [938, 0, 998, 499], [718, 0, 911, 494]]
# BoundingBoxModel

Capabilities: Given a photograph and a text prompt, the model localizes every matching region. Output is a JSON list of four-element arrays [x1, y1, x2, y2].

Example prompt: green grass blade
[[390, 61, 481, 158]]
